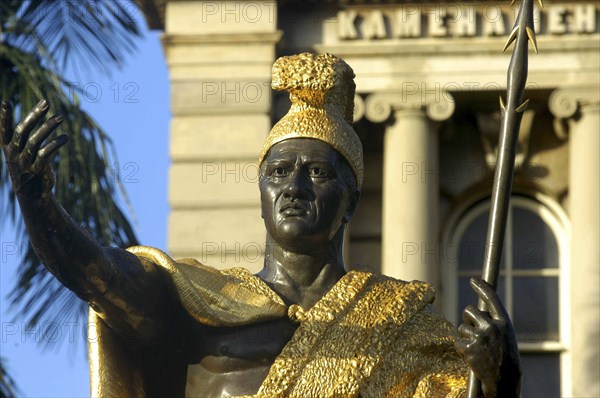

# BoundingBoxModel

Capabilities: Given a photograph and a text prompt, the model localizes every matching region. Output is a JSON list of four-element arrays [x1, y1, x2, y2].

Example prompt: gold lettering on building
[[363, 10, 387, 39], [481, 5, 506, 36], [338, 10, 358, 39], [428, 10, 448, 37], [575, 4, 597, 33], [395, 6, 421, 38], [452, 6, 476, 37], [336, 3, 599, 41], [548, 6, 568, 34]]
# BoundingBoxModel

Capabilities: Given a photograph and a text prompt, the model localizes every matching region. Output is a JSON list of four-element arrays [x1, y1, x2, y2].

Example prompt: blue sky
[[0, 17, 170, 397]]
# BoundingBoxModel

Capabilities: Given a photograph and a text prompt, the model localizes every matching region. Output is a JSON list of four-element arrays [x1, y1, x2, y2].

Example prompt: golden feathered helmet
[[258, 53, 364, 189]]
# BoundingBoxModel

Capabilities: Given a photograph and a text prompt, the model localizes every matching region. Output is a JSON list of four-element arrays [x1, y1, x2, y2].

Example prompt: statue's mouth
[[280, 201, 308, 216]]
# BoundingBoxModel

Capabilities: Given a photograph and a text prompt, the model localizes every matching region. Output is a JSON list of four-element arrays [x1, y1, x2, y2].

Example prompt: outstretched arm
[[455, 277, 522, 398], [0, 100, 180, 346]]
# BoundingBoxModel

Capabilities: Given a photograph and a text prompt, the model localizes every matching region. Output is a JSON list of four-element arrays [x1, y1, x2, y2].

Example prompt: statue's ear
[[343, 190, 360, 224]]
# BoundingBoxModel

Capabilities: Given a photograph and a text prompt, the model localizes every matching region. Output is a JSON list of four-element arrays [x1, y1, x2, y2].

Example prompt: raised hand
[[455, 277, 522, 398], [0, 99, 68, 198]]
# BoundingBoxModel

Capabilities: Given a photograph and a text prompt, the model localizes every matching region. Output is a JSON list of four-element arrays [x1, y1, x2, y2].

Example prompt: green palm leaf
[[0, 357, 19, 398], [0, 0, 144, 389], [5, 0, 140, 74]]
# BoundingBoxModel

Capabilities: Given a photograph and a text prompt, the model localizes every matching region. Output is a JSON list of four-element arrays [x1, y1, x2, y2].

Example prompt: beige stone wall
[[163, 1, 279, 272]]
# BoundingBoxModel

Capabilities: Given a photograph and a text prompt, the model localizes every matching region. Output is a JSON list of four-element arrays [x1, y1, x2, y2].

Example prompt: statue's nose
[[283, 170, 311, 199]]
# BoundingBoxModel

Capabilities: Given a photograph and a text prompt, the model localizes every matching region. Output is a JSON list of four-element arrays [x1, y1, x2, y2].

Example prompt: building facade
[[139, 1, 599, 396]]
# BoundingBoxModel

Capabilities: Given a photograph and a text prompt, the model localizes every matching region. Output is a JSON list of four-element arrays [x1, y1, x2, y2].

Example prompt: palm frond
[[0, 358, 19, 398], [4, 0, 142, 75], [0, 43, 138, 333]]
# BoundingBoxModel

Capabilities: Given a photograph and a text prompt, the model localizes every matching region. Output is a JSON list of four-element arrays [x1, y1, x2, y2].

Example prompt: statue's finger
[[31, 135, 68, 175], [22, 114, 64, 165], [458, 323, 477, 339], [1, 101, 14, 146], [454, 337, 467, 353], [463, 304, 492, 330], [454, 337, 475, 357], [470, 277, 508, 320], [13, 99, 49, 150]]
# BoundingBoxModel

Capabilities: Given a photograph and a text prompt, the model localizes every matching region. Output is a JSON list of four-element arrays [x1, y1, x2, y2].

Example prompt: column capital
[[549, 86, 600, 119], [353, 94, 366, 122], [363, 90, 455, 123]]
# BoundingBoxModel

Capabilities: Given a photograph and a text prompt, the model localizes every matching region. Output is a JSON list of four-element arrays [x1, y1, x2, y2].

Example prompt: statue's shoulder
[[125, 245, 286, 327], [348, 265, 437, 307]]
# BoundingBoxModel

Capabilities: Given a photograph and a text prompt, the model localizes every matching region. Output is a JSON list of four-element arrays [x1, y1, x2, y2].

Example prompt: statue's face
[[259, 138, 357, 250]]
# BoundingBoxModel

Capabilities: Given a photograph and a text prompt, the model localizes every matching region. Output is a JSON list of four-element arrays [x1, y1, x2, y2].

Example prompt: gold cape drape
[[89, 246, 466, 397]]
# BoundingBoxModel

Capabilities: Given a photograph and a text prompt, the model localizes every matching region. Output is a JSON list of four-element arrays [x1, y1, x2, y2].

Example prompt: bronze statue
[[1, 52, 521, 397]]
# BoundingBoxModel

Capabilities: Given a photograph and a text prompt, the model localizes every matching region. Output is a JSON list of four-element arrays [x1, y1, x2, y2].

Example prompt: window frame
[[440, 193, 571, 396]]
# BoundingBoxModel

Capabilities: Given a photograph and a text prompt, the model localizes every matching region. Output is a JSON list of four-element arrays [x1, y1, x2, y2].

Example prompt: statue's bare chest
[[185, 317, 298, 397], [198, 317, 297, 359]]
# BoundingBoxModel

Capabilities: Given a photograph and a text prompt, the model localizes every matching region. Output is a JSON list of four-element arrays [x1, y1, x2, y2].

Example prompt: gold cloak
[[89, 246, 466, 397]]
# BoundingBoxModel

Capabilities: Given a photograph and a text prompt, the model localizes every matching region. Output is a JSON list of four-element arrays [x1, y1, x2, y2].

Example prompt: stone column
[[550, 87, 600, 397], [365, 91, 455, 283]]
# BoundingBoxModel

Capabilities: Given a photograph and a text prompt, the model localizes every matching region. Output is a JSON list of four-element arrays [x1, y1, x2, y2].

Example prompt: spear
[[466, 0, 541, 396]]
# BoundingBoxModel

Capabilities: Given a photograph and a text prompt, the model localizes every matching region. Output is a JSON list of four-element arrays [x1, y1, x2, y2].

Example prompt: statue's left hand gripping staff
[[457, 0, 542, 397]]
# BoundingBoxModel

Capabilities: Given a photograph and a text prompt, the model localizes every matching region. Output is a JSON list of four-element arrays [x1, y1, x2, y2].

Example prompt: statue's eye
[[272, 167, 288, 177], [309, 167, 328, 178]]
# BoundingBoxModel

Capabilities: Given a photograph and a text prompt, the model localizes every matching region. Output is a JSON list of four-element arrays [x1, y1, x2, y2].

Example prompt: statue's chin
[[268, 216, 345, 250], [271, 222, 323, 251]]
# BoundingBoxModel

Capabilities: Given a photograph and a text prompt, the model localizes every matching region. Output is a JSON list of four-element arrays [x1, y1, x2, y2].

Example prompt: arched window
[[442, 195, 570, 397]]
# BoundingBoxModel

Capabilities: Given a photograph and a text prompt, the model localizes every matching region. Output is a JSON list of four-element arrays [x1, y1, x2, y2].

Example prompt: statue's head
[[258, 53, 363, 251]]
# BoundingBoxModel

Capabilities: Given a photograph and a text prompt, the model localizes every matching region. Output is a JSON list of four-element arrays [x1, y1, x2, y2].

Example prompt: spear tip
[[516, 98, 530, 112], [499, 96, 506, 111], [526, 27, 539, 54], [503, 26, 520, 53]]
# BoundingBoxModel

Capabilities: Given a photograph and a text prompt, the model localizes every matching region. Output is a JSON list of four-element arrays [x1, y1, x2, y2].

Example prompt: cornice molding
[[161, 31, 283, 46]]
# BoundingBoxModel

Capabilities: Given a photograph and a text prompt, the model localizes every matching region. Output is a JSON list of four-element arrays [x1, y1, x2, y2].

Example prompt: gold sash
[[88, 246, 466, 397]]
